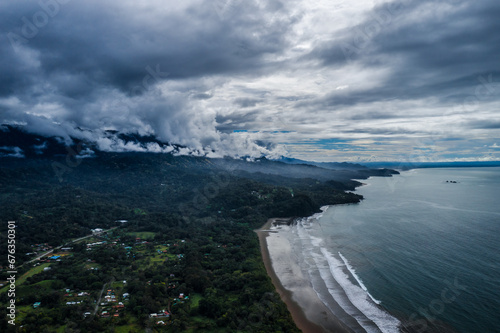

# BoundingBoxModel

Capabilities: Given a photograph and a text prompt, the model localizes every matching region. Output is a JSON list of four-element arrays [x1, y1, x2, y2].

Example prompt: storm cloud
[[0, 0, 499, 161]]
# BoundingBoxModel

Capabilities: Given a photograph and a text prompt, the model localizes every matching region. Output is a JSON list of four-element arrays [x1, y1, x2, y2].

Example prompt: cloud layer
[[1, 0, 499, 161]]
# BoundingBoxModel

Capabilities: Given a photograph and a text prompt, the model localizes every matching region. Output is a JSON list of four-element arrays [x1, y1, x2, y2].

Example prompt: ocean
[[272, 167, 500, 333]]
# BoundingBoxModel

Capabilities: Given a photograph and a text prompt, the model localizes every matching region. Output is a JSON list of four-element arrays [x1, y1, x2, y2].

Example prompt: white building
[[91, 228, 104, 235]]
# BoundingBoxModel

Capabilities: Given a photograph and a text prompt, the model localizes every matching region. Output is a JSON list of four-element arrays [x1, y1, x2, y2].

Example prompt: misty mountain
[[1, 124, 398, 185], [276, 157, 368, 170]]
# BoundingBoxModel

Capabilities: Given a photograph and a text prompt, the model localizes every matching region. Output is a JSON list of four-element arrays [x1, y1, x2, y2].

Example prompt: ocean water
[[284, 167, 500, 333]]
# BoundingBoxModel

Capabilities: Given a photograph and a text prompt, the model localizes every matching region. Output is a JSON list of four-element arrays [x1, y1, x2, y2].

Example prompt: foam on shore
[[265, 212, 401, 333]]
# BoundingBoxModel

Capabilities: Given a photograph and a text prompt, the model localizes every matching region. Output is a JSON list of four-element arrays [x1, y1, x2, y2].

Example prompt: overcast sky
[[1, 0, 499, 162]]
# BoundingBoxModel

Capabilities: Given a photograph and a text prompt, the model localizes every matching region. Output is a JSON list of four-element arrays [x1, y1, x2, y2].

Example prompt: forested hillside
[[0, 144, 397, 332]]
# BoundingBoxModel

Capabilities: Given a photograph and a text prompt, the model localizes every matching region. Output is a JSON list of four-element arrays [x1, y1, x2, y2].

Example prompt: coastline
[[256, 218, 353, 333]]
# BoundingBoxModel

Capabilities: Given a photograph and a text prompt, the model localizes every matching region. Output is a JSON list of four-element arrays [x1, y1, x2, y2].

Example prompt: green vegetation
[[15, 263, 52, 286], [133, 208, 147, 216], [0, 152, 393, 332], [126, 231, 156, 240], [0, 263, 51, 294]]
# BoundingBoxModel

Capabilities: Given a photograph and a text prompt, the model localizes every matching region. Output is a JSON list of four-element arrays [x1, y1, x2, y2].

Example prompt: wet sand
[[256, 218, 353, 333]]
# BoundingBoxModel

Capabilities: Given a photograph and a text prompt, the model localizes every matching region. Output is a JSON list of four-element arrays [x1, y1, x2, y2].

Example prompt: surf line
[[338, 252, 382, 305]]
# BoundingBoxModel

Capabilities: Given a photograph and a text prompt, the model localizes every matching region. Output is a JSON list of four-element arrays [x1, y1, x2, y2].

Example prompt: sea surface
[[280, 167, 500, 333]]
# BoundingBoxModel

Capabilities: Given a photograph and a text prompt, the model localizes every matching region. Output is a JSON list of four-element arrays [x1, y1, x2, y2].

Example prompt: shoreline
[[256, 218, 352, 333]]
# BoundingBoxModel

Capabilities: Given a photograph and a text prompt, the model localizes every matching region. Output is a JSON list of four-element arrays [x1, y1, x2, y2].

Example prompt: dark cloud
[[467, 120, 500, 130], [0, 0, 498, 161], [192, 93, 213, 100], [345, 111, 401, 121], [306, 0, 500, 106], [2, 1, 291, 96], [0, 0, 296, 157], [0, 146, 24, 158], [216, 110, 261, 132], [234, 98, 260, 108]]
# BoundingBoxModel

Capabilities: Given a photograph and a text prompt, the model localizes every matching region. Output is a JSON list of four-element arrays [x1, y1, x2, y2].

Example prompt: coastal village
[[0, 226, 198, 331], [0, 215, 291, 333]]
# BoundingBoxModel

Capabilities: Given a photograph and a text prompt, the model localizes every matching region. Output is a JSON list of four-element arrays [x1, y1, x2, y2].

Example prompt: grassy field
[[56, 325, 67, 333], [126, 231, 156, 239], [133, 208, 147, 216], [0, 263, 51, 294], [15, 305, 34, 325], [185, 316, 225, 333], [190, 293, 202, 309], [17, 279, 55, 297], [111, 280, 127, 290], [155, 245, 169, 251], [114, 317, 143, 333], [17, 263, 51, 285], [115, 325, 142, 333]]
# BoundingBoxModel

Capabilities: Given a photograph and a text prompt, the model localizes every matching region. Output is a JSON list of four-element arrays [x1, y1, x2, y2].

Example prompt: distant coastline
[[362, 160, 500, 170]]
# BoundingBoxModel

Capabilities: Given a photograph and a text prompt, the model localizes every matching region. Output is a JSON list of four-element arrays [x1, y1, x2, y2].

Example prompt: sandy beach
[[256, 218, 353, 333]]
